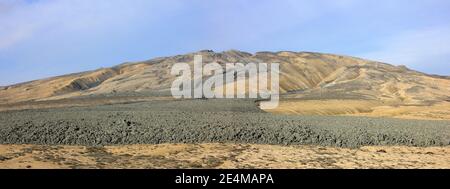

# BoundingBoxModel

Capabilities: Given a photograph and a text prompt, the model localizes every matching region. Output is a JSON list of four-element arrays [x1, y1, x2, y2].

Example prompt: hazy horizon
[[1, 0, 450, 86]]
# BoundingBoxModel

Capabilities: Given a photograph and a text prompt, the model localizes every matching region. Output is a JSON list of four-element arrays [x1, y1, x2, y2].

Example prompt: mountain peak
[[198, 49, 215, 53]]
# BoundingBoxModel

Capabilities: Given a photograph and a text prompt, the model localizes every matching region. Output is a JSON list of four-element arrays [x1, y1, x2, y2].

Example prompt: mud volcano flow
[[0, 99, 449, 148]]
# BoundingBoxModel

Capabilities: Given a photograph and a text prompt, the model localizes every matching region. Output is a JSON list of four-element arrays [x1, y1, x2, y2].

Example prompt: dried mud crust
[[0, 99, 449, 148]]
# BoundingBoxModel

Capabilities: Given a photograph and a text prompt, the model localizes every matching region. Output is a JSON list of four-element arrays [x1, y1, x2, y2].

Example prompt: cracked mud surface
[[1, 99, 449, 169], [0, 99, 449, 148]]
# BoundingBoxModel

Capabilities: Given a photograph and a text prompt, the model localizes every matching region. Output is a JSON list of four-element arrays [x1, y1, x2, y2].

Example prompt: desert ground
[[1, 51, 449, 169], [1, 144, 449, 169], [0, 98, 449, 169], [265, 99, 450, 120]]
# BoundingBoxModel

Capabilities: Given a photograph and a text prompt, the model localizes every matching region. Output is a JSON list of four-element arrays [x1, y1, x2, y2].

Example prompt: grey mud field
[[0, 99, 449, 148]]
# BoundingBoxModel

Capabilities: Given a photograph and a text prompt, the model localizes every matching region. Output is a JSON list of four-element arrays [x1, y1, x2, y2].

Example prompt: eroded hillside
[[1, 50, 449, 119]]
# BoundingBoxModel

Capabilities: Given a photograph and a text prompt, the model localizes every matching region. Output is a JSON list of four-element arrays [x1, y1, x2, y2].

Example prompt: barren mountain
[[1, 50, 449, 119]]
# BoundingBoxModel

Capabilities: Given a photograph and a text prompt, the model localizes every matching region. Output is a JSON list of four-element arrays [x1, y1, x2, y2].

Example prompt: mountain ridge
[[3, 49, 447, 88]]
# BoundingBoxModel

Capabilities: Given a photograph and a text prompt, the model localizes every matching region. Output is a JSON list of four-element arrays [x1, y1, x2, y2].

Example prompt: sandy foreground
[[0, 143, 449, 169]]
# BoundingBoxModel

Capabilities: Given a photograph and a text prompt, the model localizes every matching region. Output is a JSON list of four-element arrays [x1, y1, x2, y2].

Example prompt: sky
[[1, 0, 450, 86]]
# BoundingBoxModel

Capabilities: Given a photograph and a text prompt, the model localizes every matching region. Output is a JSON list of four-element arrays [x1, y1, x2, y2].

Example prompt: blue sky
[[1, 0, 450, 86]]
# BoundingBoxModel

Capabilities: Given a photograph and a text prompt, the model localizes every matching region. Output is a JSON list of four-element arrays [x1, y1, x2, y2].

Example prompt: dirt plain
[[1, 144, 449, 169], [0, 98, 449, 169], [1, 50, 449, 169], [265, 99, 450, 120]]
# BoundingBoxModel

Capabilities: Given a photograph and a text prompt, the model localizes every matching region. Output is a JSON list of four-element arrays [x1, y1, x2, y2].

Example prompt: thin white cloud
[[359, 27, 450, 75]]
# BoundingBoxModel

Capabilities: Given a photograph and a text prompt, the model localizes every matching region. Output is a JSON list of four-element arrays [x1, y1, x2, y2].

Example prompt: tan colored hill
[[1, 50, 449, 119]]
